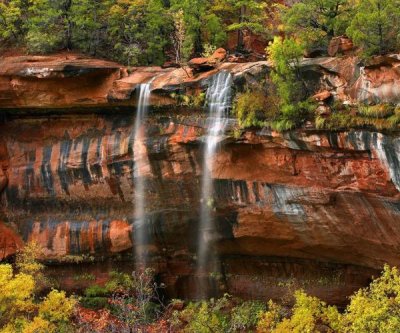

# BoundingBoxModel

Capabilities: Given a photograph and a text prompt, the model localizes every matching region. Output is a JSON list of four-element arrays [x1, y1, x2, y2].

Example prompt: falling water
[[134, 82, 152, 270], [197, 71, 233, 294]]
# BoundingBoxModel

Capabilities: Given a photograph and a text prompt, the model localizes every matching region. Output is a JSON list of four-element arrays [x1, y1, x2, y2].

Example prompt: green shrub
[[271, 100, 315, 131], [316, 111, 400, 131], [73, 273, 96, 282], [358, 104, 394, 118], [234, 90, 279, 128], [170, 91, 206, 107], [171, 294, 233, 333], [105, 270, 135, 293], [80, 296, 108, 310], [84, 284, 109, 297], [230, 300, 266, 331]]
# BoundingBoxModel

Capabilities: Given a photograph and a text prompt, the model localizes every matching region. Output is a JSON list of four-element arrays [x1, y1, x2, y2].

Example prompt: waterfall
[[134, 82, 152, 270], [197, 71, 233, 294]]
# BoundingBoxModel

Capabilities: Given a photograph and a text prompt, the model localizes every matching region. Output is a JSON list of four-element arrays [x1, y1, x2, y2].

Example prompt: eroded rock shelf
[[1, 53, 400, 304]]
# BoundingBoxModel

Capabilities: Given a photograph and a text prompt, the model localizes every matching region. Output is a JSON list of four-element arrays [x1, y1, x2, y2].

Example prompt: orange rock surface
[[1, 53, 400, 302]]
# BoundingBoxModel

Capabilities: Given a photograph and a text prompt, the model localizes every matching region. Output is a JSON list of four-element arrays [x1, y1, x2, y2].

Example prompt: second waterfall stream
[[134, 82, 152, 270], [197, 71, 233, 296]]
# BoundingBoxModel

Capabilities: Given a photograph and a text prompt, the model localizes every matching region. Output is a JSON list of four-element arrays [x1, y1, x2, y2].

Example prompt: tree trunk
[[63, 0, 73, 50], [237, 5, 246, 51]]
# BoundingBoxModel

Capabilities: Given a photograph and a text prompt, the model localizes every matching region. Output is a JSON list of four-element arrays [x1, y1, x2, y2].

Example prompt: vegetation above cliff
[[0, 0, 399, 65], [1, 0, 400, 132], [0, 0, 269, 65]]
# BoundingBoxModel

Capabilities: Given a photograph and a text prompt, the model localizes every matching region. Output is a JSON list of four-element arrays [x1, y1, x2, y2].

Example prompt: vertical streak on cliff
[[134, 82, 152, 270], [197, 71, 233, 297]]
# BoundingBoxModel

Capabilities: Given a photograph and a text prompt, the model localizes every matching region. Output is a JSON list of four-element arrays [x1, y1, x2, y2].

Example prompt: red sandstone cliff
[[0, 52, 399, 110], [1, 52, 400, 302]]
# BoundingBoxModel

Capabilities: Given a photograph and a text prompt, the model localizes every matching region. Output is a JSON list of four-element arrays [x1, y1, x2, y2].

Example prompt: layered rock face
[[1, 112, 400, 302], [1, 52, 400, 110], [1, 53, 400, 303]]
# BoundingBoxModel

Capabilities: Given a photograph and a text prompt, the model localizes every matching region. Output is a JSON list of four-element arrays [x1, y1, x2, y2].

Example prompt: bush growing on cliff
[[316, 104, 400, 131], [234, 89, 280, 128], [267, 36, 315, 131]]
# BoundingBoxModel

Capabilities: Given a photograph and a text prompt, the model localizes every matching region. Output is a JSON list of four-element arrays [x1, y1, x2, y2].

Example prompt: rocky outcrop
[[1, 52, 399, 111], [0, 52, 267, 110], [1, 52, 400, 302], [188, 48, 227, 73], [328, 36, 355, 57], [303, 55, 400, 104], [1, 111, 399, 302]]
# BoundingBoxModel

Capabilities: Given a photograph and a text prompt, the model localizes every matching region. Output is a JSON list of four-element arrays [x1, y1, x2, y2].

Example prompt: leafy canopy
[[346, 0, 400, 56]]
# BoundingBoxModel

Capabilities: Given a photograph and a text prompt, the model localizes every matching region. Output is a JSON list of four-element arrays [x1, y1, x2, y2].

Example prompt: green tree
[[211, 0, 269, 51], [203, 11, 227, 50], [25, 0, 71, 53], [267, 36, 315, 131], [281, 0, 353, 52], [0, 0, 24, 42], [70, 0, 109, 55], [170, 0, 227, 56], [170, 0, 207, 55], [346, 0, 400, 56], [107, 0, 171, 66]]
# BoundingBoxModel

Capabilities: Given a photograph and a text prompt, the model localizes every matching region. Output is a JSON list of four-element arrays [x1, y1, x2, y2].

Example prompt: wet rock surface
[[1, 52, 399, 111], [1, 52, 400, 303], [0, 112, 399, 303]]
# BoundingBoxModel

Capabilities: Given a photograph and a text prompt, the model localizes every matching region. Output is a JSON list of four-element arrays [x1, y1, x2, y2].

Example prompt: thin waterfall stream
[[197, 71, 233, 296], [134, 82, 152, 270]]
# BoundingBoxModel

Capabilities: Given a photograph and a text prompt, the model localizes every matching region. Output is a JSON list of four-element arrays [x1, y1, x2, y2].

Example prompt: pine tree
[[70, 0, 109, 55], [281, 0, 353, 51], [107, 0, 171, 66], [347, 0, 400, 56], [170, 0, 208, 55], [211, 0, 269, 52], [25, 0, 71, 53]]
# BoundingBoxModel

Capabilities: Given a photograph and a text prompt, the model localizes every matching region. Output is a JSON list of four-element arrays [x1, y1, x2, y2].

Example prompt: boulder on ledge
[[312, 90, 332, 102], [328, 36, 354, 57], [188, 48, 227, 73]]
